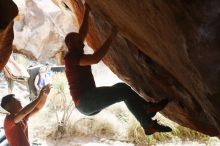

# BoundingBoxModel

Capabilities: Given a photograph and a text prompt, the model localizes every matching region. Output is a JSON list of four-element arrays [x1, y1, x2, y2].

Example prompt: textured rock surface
[[1, 0, 220, 136], [59, 0, 220, 136], [0, 22, 14, 71], [0, 0, 18, 71]]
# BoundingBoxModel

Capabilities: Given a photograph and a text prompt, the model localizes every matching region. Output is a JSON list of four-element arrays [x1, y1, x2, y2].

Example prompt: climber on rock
[[64, 3, 172, 135], [0, 84, 51, 146]]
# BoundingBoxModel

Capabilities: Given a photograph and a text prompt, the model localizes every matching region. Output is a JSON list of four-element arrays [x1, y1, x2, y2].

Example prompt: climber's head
[[65, 32, 84, 53]]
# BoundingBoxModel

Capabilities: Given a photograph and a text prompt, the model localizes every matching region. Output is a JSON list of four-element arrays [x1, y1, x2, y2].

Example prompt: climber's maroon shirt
[[64, 50, 96, 105]]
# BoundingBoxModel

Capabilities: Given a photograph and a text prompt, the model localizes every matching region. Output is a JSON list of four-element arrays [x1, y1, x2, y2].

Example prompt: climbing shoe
[[144, 121, 172, 135]]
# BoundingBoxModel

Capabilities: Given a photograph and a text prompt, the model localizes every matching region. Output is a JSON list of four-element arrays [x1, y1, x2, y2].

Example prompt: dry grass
[[126, 113, 213, 146]]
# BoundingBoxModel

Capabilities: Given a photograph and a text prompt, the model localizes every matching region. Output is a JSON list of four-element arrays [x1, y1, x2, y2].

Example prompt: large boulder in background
[[12, 0, 77, 61]]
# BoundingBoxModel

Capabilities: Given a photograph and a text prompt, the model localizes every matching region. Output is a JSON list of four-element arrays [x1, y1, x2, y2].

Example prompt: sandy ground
[[33, 136, 134, 146]]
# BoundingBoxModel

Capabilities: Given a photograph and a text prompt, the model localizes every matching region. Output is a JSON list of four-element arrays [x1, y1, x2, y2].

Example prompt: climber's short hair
[[1, 94, 15, 109], [65, 32, 79, 45]]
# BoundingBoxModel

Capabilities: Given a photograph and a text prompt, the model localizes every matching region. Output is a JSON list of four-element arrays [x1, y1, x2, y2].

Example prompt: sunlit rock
[[12, 0, 76, 61]]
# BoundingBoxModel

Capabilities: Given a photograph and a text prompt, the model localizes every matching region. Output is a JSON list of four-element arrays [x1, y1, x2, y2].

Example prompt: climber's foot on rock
[[144, 120, 172, 135]]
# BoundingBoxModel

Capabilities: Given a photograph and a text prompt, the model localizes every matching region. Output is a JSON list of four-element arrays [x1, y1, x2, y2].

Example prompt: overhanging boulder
[[60, 0, 220, 136]]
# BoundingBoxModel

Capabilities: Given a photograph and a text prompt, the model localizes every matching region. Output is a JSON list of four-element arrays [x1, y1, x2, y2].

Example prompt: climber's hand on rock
[[84, 3, 91, 12]]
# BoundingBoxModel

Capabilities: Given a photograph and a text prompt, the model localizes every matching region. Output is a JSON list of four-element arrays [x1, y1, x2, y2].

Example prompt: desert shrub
[[46, 72, 75, 138], [127, 119, 149, 146], [71, 117, 115, 137]]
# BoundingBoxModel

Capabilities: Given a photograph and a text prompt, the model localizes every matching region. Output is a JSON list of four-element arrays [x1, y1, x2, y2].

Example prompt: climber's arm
[[28, 84, 51, 117], [13, 85, 51, 123], [79, 27, 118, 66], [79, 3, 90, 42]]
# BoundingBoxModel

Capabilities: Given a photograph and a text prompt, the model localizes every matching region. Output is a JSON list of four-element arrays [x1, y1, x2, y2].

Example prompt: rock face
[[0, 0, 18, 71], [0, 22, 14, 71], [1, 0, 220, 136], [58, 0, 220, 136]]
